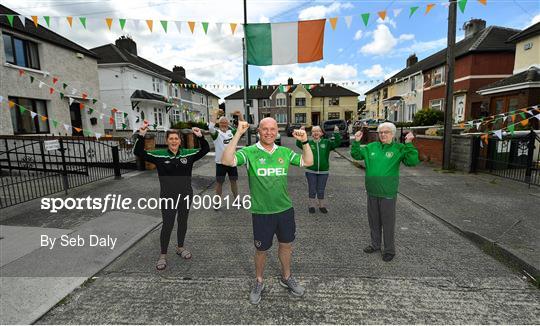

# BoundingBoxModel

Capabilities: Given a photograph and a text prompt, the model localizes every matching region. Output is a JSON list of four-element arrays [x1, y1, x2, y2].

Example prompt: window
[[154, 108, 163, 126], [328, 112, 340, 120], [246, 99, 253, 107], [329, 97, 339, 106], [276, 94, 286, 107], [295, 97, 306, 107], [262, 99, 270, 107], [172, 109, 182, 124], [382, 88, 388, 99], [432, 66, 445, 86], [152, 77, 162, 93], [429, 99, 444, 111], [295, 113, 306, 123], [508, 97, 519, 112], [3, 34, 40, 69], [115, 111, 126, 129], [275, 113, 287, 123], [407, 104, 417, 121], [410, 76, 416, 92], [174, 88, 179, 97], [9, 97, 49, 134]]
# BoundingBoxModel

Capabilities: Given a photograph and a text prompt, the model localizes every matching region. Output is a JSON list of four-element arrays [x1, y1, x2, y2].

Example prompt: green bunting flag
[[59, 92, 64, 99], [62, 83, 68, 90], [19, 106, 26, 114], [122, 123, 127, 129], [458, 0, 468, 13], [409, 6, 419, 17], [160, 20, 168, 33], [44, 16, 50, 27], [88, 108, 94, 114], [123, 112, 128, 118], [92, 99, 98, 104], [361, 13, 370, 26], [79, 17, 87, 29], [30, 76, 35, 83], [519, 112, 526, 120], [119, 18, 126, 30], [507, 124, 515, 135], [84, 130, 93, 137], [7, 15, 15, 27], [202, 22, 209, 34], [52, 120, 58, 128]]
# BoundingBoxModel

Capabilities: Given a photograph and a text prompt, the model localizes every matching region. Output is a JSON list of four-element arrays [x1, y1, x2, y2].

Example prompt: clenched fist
[[237, 121, 249, 135], [139, 120, 149, 136], [404, 132, 415, 143], [354, 130, 363, 142], [293, 129, 308, 142], [192, 127, 202, 137]]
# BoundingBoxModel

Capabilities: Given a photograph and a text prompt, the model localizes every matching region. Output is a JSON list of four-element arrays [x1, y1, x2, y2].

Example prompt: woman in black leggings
[[134, 121, 209, 270]]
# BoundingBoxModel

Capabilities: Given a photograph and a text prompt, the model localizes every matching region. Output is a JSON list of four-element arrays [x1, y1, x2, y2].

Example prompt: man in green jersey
[[222, 117, 313, 304], [351, 122, 419, 262]]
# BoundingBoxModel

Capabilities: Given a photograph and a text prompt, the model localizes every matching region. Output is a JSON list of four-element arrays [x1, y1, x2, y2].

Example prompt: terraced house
[[225, 76, 359, 128]]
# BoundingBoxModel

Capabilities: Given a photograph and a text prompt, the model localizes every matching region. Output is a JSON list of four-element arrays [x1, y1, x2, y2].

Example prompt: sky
[[2, 0, 539, 100]]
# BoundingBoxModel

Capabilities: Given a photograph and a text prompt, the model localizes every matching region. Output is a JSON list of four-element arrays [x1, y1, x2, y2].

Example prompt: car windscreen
[[323, 121, 346, 129]]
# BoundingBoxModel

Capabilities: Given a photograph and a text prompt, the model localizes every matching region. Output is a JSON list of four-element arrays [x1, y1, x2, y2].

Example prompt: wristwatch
[[302, 140, 309, 145]]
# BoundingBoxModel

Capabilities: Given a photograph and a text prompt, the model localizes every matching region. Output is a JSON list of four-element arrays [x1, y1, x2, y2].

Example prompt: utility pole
[[443, 0, 457, 170], [242, 0, 251, 145]]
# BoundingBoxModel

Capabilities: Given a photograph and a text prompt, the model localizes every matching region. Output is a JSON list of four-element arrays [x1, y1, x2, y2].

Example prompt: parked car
[[286, 124, 302, 136], [255, 128, 282, 145], [322, 119, 350, 147]]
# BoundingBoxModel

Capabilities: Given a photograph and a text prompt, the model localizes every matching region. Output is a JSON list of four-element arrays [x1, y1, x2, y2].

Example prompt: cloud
[[298, 2, 353, 20], [260, 63, 358, 86], [529, 14, 540, 27], [399, 34, 415, 41], [362, 64, 384, 78], [353, 30, 363, 40], [359, 24, 398, 55], [376, 17, 397, 29]]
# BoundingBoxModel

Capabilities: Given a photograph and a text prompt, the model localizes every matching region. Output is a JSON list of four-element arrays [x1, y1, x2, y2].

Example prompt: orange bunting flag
[[111, 108, 118, 113], [378, 10, 387, 21], [459, 122, 465, 129], [329, 17, 338, 30], [41, 116, 48, 122], [478, 0, 487, 5], [106, 18, 113, 30], [425, 3, 436, 15], [53, 77, 58, 84], [520, 119, 529, 127], [230, 23, 237, 34], [188, 21, 196, 33], [18, 69, 25, 76], [511, 114, 516, 122], [82, 93, 88, 100], [31, 16, 38, 27], [79, 103, 85, 110], [49, 88, 54, 94], [8, 100, 15, 108], [109, 117, 115, 125], [66, 16, 73, 27], [146, 20, 153, 32], [74, 127, 82, 133], [481, 134, 489, 144]]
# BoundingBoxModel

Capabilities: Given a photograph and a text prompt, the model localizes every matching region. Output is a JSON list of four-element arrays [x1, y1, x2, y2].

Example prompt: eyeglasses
[[378, 130, 392, 135]]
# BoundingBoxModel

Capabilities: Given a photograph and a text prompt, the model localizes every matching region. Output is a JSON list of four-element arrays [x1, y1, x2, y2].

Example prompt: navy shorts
[[252, 207, 295, 251], [216, 163, 238, 183]]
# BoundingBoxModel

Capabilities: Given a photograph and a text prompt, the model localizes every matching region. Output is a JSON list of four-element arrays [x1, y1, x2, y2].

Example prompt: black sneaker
[[382, 253, 395, 262], [363, 245, 379, 253], [308, 207, 316, 214], [319, 207, 328, 214]]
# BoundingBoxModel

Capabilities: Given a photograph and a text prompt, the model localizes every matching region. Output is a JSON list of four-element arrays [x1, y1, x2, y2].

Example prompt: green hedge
[[412, 108, 445, 126], [171, 121, 209, 130]]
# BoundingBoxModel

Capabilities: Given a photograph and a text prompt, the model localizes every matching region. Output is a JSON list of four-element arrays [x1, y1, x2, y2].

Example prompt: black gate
[[0, 135, 137, 208], [472, 130, 540, 187]]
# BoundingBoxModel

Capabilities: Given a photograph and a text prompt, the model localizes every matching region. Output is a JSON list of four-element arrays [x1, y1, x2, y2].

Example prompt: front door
[[69, 103, 83, 136], [454, 94, 466, 123], [311, 112, 320, 126]]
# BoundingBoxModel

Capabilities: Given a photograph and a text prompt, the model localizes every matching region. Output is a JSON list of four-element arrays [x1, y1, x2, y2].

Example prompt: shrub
[[171, 120, 209, 130], [412, 108, 445, 126]]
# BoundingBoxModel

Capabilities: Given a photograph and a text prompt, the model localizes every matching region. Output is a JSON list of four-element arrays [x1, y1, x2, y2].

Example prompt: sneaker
[[319, 207, 328, 214], [382, 253, 395, 262], [249, 281, 265, 304], [279, 275, 305, 297], [363, 245, 379, 253], [308, 207, 316, 214]]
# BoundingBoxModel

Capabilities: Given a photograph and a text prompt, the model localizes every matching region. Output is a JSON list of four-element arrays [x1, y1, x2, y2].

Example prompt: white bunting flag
[[38, 81, 44, 88], [493, 129, 503, 140], [393, 8, 403, 17], [95, 132, 102, 140], [64, 124, 71, 132], [535, 113, 540, 121], [215, 22, 222, 34], [69, 97, 74, 105], [476, 122, 481, 130], [344, 16, 353, 28], [174, 21, 182, 34], [19, 16, 26, 28], [30, 111, 37, 119]]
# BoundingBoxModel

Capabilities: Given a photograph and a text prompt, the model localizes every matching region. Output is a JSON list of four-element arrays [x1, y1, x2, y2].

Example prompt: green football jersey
[[235, 142, 302, 214]]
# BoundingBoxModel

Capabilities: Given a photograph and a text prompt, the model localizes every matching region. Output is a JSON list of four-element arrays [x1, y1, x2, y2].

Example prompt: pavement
[[11, 135, 535, 324], [333, 140, 540, 282]]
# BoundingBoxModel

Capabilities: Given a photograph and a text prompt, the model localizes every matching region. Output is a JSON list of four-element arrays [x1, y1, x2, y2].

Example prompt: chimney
[[172, 66, 186, 79], [320, 76, 325, 85], [406, 54, 418, 67], [287, 77, 294, 86], [257, 78, 262, 87], [463, 19, 486, 39], [115, 36, 137, 56]]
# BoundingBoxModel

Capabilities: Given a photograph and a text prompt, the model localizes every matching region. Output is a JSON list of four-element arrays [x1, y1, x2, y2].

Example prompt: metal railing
[[0, 135, 137, 208], [472, 130, 540, 187]]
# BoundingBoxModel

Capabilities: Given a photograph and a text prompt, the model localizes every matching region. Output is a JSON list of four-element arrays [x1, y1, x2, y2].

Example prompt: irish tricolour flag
[[245, 19, 326, 66]]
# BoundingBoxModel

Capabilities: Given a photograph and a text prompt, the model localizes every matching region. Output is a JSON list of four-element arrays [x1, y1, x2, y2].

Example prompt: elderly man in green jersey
[[222, 117, 313, 304], [351, 122, 419, 262]]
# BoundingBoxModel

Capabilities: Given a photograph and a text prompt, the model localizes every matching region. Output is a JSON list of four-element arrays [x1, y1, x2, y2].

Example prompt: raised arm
[[329, 125, 342, 150], [190, 127, 210, 161], [292, 129, 313, 167], [133, 121, 159, 164], [402, 132, 419, 167], [221, 121, 249, 166], [350, 130, 366, 161]]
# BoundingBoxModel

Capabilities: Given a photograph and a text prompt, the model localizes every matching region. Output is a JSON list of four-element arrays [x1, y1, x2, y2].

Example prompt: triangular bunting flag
[[71, 88, 77, 95], [478, 0, 487, 5], [82, 93, 88, 100], [458, 0, 468, 13], [41, 116, 48, 122], [520, 119, 529, 127], [119, 18, 126, 30], [535, 113, 540, 121], [202, 22, 209, 34], [230, 23, 237, 34], [49, 88, 54, 95], [38, 81, 44, 89], [8, 100, 15, 108], [519, 112, 526, 120], [188, 21, 196, 33], [44, 16, 50, 27], [95, 133, 102, 140], [30, 111, 38, 119], [66, 16, 73, 27], [329, 17, 338, 30], [62, 83, 68, 90], [106, 18, 113, 30], [52, 77, 58, 84], [146, 20, 153, 32], [160, 20, 168, 33], [69, 97, 74, 105], [52, 120, 58, 128], [503, 115, 507, 123], [175, 21, 182, 33], [122, 123, 127, 130], [19, 16, 26, 28], [493, 129, 503, 140], [109, 117, 115, 125], [64, 124, 71, 132], [425, 4, 436, 15], [344, 16, 352, 28], [361, 13, 370, 26], [216, 22, 222, 33], [6, 15, 15, 27], [409, 6, 420, 18], [79, 103, 85, 110], [393, 8, 403, 17], [60, 92, 64, 99], [88, 108, 94, 114], [378, 11, 387, 21], [92, 99, 98, 104], [79, 17, 87, 29], [74, 127, 82, 133], [102, 103, 107, 109], [123, 112, 128, 118], [31, 16, 38, 27], [508, 124, 515, 135], [19, 106, 27, 114], [476, 122, 481, 130], [18, 69, 25, 76]]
